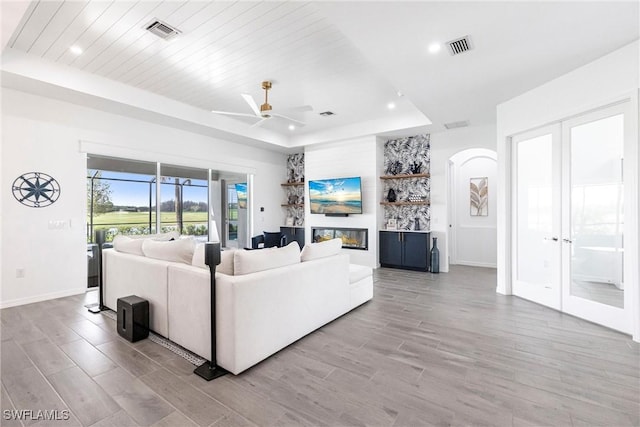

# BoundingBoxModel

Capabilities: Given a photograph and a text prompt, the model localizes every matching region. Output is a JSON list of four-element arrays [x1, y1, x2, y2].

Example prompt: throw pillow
[[112, 235, 145, 256], [142, 237, 196, 265], [301, 238, 342, 262], [192, 243, 235, 275], [234, 241, 301, 275]]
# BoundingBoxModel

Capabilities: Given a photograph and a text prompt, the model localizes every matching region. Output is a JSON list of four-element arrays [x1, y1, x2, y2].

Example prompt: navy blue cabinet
[[379, 231, 430, 271], [280, 226, 305, 247]]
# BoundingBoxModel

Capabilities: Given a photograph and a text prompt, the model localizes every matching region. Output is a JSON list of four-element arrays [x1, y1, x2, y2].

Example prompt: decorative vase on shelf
[[430, 237, 440, 273], [414, 217, 420, 231], [387, 188, 397, 203]]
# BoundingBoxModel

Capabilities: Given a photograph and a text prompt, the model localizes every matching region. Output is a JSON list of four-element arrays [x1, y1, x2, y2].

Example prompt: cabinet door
[[402, 233, 428, 270], [379, 232, 402, 266], [294, 228, 305, 247]]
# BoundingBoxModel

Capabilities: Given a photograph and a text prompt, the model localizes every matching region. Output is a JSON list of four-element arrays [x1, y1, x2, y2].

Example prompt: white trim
[[456, 261, 497, 268], [0, 288, 86, 309]]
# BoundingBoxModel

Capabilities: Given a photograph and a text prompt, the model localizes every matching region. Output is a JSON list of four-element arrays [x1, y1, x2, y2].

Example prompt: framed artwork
[[470, 177, 488, 216], [386, 219, 397, 230]]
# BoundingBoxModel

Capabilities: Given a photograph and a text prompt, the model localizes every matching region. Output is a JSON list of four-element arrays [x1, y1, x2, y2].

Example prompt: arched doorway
[[447, 148, 497, 267]]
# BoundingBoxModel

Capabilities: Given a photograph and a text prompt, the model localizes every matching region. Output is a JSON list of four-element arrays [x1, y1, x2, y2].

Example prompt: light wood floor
[[1, 266, 638, 427]]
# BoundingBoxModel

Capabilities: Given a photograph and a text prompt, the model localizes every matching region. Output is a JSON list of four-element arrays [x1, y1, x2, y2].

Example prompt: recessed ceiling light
[[69, 45, 83, 55], [387, 102, 396, 110], [288, 124, 295, 131], [428, 43, 441, 54]]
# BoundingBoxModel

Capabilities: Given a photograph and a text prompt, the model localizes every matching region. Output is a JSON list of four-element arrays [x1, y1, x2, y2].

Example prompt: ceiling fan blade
[[241, 93, 261, 117], [211, 110, 260, 118], [271, 113, 306, 125], [250, 117, 269, 128]]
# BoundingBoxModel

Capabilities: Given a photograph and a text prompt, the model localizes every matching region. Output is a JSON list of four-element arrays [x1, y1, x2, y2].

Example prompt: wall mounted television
[[235, 183, 247, 209], [309, 176, 362, 215]]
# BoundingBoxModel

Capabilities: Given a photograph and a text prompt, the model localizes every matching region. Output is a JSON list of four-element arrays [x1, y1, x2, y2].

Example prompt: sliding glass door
[[512, 102, 633, 333]]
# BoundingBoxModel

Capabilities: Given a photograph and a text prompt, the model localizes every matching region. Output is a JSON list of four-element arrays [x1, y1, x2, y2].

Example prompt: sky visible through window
[[88, 170, 207, 207]]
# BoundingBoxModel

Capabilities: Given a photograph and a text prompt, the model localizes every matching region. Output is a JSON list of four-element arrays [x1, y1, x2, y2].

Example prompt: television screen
[[235, 183, 247, 209], [309, 177, 362, 214]]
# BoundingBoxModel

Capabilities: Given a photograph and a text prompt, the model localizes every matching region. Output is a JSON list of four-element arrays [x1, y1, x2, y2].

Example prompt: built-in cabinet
[[379, 231, 430, 271], [378, 135, 432, 271], [280, 226, 305, 247]]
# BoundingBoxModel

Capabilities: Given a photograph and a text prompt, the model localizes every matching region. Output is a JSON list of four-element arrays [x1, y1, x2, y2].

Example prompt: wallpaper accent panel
[[383, 134, 431, 231], [284, 153, 305, 226]]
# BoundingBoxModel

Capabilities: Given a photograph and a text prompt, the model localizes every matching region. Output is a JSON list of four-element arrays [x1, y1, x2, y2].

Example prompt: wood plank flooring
[[1, 266, 638, 426]]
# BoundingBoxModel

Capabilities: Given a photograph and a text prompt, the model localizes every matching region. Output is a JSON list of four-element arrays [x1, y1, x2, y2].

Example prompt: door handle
[[544, 237, 559, 242], [563, 238, 572, 243]]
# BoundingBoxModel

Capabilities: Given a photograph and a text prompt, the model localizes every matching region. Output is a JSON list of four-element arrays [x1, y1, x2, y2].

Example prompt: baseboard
[[0, 287, 86, 309], [455, 261, 497, 268]]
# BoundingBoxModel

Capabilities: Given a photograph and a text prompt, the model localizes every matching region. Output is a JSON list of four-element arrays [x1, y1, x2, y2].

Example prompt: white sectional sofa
[[102, 236, 373, 375]]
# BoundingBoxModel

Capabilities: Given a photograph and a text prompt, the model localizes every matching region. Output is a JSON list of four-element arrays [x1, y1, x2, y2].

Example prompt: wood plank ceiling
[[8, 1, 410, 134]]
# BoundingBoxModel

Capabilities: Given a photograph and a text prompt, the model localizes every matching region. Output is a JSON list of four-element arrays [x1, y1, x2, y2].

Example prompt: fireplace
[[311, 227, 368, 250]]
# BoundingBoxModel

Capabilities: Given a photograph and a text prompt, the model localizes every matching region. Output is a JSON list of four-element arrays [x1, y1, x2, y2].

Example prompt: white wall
[[1, 89, 286, 308], [450, 149, 497, 268], [496, 40, 639, 339], [429, 124, 497, 272], [304, 136, 382, 268]]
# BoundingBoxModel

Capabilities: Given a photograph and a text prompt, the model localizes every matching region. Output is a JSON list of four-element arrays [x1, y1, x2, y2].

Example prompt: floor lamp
[[88, 229, 106, 314], [194, 242, 229, 380]]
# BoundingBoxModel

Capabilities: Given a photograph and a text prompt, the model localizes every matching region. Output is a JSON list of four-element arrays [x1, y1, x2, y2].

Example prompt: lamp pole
[[194, 242, 229, 380]]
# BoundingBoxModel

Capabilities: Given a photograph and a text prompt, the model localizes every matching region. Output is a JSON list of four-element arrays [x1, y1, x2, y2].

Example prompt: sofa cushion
[[129, 231, 180, 241], [112, 235, 145, 256], [234, 241, 300, 275], [301, 238, 342, 262], [142, 237, 196, 265], [349, 264, 372, 284], [192, 243, 235, 275]]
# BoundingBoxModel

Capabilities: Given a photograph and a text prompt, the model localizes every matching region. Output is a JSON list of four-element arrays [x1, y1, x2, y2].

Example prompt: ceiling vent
[[446, 35, 472, 56], [145, 19, 181, 41], [444, 120, 469, 130], [319, 111, 335, 116]]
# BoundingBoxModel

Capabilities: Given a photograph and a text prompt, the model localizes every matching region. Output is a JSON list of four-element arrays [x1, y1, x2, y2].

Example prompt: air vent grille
[[319, 111, 335, 116], [145, 19, 181, 40], [446, 36, 472, 56], [444, 120, 469, 130]]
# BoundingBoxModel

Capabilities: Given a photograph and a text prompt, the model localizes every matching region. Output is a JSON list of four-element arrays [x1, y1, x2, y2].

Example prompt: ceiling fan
[[211, 81, 312, 128]]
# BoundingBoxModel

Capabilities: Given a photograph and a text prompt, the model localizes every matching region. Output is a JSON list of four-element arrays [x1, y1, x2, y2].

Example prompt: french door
[[512, 102, 633, 333]]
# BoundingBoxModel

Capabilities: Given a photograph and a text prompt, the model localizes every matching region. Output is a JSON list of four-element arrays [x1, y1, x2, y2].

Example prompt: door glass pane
[[516, 134, 553, 287], [227, 184, 239, 246], [569, 114, 624, 308], [86, 157, 157, 242], [160, 165, 209, 241]]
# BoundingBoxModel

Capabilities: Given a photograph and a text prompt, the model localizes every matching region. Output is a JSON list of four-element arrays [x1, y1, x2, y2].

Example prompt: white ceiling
[[1, 1, 638, 149]]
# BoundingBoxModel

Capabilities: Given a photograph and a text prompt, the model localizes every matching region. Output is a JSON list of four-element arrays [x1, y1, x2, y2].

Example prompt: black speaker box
[[117, 295, 149, 342]]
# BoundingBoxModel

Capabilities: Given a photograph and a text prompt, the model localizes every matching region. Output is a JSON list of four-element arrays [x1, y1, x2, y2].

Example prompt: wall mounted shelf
[[281, 204, 304, 208], [281, 182, 305, 187], [379, 173, 430, 180]]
